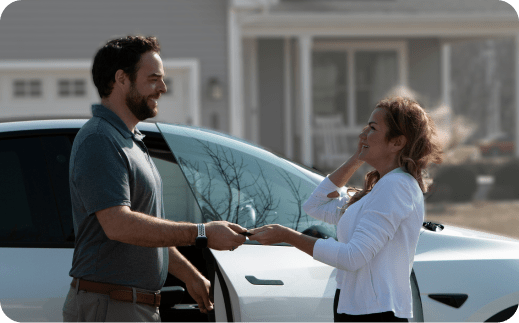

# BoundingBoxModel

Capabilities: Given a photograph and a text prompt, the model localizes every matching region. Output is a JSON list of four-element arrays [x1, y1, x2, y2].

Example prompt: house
[[1, 0, 518, 171], [0, 0, 229, 130]]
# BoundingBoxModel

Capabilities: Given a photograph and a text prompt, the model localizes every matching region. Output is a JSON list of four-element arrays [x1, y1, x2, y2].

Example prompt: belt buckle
[[153, 291, 160, 307]]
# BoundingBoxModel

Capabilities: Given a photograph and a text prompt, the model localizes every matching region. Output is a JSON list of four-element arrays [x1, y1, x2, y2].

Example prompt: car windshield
[[157, 123, 336, 240]]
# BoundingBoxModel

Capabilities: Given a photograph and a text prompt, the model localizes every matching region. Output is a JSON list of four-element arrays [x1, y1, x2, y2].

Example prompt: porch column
[[299, 35, 313, 167], [441, 42, 452, 129], [189, 62, 201, 126], [441, 43, 452, 113], [516, 33, 519, 158], [284, 37, 293, 160], [245, 38, 259, 144], [228, 7, 244, 138]]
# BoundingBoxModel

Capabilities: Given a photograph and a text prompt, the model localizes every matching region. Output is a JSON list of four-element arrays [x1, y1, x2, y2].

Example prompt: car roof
[[0, 119, 160, 134], [0, 119, 87, 133]]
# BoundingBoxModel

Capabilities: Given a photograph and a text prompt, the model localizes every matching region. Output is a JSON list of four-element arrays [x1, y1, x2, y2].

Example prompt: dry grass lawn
[[425, 201, 519, 240]]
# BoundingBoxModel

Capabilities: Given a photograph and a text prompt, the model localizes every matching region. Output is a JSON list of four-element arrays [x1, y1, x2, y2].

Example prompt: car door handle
[[245, 275, 284, 286]]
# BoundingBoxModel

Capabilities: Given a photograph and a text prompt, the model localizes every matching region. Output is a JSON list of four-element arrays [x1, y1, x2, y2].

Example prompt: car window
[[157, 124, 337, 239], [41, 135, 75, 244], [152, 157, 203, 224], [0, 137, 65, 246]]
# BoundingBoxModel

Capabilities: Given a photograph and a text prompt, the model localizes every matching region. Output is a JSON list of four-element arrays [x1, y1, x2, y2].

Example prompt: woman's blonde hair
[[346, 97, 443, 207]]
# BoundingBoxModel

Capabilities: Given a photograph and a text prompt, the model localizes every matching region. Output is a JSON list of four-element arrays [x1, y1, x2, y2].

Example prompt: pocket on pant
[[62, 287, 78, 322], [77, 291, 109, 322]]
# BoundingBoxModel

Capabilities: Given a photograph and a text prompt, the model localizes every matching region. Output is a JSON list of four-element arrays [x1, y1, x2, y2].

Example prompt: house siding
[[0, 0, 229, 131], [258, 38, 285, 155]]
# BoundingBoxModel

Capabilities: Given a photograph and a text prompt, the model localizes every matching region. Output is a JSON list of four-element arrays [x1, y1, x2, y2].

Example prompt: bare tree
[[277, 169, 308, 231], [176, 138, 330, 232], [177, 139, 278, 226]]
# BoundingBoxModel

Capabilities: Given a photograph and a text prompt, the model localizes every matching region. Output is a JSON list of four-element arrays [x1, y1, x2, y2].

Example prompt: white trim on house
[[0, 60, 91, 70], [231, 0, 279, 10], [0, 59, 201, 126], [240, 14, 519, 37], [242, 12, 516, 25], [299, 35, 313, 167], [163, 59, 201, 127]]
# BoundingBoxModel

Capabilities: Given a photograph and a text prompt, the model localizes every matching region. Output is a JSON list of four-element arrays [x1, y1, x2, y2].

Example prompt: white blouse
[[302, 167, 424, 319]]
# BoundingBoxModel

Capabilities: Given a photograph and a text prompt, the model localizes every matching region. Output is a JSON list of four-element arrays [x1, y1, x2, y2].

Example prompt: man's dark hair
[[92, 36, 161, 98]]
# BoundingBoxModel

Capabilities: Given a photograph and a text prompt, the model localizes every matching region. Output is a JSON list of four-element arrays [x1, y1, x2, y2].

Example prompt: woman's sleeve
[[302, 176, 350, 225], [313, 176, 415, 272]]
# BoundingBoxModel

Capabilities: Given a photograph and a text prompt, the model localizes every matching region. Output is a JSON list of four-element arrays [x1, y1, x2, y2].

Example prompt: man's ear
[[391, 135, 407, 152], [114, 69, 128, 87]]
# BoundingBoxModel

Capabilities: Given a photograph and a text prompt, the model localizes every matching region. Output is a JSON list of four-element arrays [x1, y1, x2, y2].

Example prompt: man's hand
[[205, 221, 247, 251], [184, 275, 214, 314]]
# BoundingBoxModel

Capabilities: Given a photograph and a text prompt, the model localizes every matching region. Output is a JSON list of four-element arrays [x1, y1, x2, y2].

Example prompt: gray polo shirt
[[69, 104, 168, 291]]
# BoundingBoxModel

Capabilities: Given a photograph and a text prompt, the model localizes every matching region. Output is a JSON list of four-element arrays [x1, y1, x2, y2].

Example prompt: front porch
[[228, 1, 519, 171]]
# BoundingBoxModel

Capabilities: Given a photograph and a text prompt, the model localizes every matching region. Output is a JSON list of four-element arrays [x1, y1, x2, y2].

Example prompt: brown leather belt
[[71, 278, 161, 307]]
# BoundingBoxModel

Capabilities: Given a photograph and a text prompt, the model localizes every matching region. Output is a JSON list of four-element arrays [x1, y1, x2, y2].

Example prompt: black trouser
[[334, 289, 408, 322]]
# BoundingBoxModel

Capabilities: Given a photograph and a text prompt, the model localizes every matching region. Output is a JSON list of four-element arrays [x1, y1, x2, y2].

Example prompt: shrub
[[487, 160, 519, 201], [427, 165, 478, 203]]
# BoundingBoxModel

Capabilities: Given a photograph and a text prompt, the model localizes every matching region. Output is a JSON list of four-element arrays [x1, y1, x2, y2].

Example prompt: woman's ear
[[391, 135, 407, 152]]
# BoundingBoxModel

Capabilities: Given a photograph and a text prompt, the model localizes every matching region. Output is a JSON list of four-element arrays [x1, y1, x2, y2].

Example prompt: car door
[[156, 123, 426, 322], [156, 123, 339, 321], [0, 134, 75, 322]]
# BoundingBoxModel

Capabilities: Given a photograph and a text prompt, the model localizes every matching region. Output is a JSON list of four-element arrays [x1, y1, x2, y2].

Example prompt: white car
[[0, 119, 518, 322]]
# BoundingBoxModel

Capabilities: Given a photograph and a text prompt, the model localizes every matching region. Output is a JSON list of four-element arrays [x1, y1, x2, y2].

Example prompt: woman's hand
[[248, 224, 291, 245], [249, 225, 319, 257], [327, 126, 367, 190]]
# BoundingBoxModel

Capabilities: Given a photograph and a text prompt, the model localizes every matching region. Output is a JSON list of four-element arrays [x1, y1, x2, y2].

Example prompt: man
[[62, 36, 246, 322]]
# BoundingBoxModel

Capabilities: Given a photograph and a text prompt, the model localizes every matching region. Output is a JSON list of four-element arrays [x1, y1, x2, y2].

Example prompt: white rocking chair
[[314, 115, 350, 169]]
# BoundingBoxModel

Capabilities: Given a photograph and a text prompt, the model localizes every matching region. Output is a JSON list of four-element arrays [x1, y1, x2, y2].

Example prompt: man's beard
[[126, 82, 158, 121]]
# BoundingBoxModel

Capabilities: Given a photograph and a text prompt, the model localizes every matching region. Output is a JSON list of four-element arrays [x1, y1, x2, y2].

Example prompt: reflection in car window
[[158, 124, 336, 238], [152, 157, 203, 224], [0, 137, 64, 245]]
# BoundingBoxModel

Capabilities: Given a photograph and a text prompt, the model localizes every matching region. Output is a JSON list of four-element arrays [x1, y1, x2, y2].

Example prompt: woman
[[249, 97, 443, 322]]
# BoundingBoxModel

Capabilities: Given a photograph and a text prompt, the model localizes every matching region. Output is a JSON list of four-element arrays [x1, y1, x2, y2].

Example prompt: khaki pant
[[62, 284, 161, 322]]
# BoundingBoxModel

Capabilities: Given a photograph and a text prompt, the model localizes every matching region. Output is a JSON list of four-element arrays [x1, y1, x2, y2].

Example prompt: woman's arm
[[301, 138, 364, 223], [327, 158, 364, 198], [301, 177, 349, 224], [251, 175, 418, 273], [314, 176, 417, 272]]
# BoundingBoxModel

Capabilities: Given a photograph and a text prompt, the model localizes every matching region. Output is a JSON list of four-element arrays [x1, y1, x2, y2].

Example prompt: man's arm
[[96, 205, 246, 250], [167, 247, 213, 313]]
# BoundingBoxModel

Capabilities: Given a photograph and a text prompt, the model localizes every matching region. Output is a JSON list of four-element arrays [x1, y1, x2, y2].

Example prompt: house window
[[312, 52, 348, 122], [58, 79, 86, 97], [313, 42, 405, 129], [13, 79, 42, 98], [311, 42, 406, 167], [354, 51, 398, 124]]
